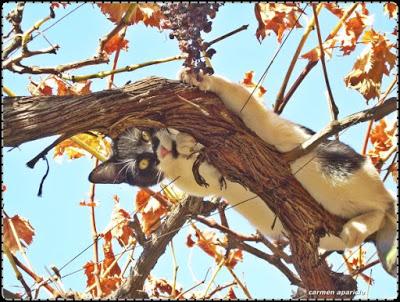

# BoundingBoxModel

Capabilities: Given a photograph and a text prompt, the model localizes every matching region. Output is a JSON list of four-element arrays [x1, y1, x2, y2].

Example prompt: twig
[[170, 241, 179, 297], [312, 4, 339, 124], [204, 24, 249, 48], [4, 211, 34, 272], [11, 252, 58, 296], [205, 281, 237, 299], [285, 97, 397, 161], [64, 54, 185, 82], [111, 197, 217, 299], [2, 85, 16, 96], [3, 245, 32, 298], [107, 25, 128, 89], [203, 258, 225, 297], [195, 215, 260, 242], [194, 215, 301, 287], [226, 266, 253, 299], [279, 3, 359, 111], [174, 278, 206, 299], [2, 2, 25, 60], [141, 187, 171, 210], [88, 161, 102, 298], [274, 3, 323, 112], [26, 134, 71, 169], [383, 153, 398, 182], [351, 259, 380, 277]]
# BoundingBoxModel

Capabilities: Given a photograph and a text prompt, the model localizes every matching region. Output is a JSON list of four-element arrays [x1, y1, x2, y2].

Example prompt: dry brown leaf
[[3, 215, 35, 253], [255, 3, 303, 43], [344, 29, 397, 101], [241, 71, 267, 97], [98, 3, 164, 28], [384, 2, 398, 19]]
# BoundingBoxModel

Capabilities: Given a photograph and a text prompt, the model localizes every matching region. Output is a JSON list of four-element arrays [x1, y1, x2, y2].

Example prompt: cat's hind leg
[[340, 210, 385, 248]]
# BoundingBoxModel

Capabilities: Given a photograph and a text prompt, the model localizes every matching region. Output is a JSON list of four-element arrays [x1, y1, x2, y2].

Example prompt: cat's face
[[89, 128, 163, 187]]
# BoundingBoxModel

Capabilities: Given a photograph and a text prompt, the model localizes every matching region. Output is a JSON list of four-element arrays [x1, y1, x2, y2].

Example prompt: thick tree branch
[[285, 97, 397, 161], [112, 197, 217, 299], [4, 77, 360, 297]]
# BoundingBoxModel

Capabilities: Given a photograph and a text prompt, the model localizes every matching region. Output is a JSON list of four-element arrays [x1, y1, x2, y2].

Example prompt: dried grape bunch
[[161, 3, 221, 75]]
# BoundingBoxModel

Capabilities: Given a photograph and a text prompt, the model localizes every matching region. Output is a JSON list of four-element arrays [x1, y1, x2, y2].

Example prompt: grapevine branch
[[284, 97, 397, 161], [194, 215, 302, 287], [278, 3, 359, 112], [111, 197, 218, 299], [312, 4, 339, 123], [3, 77, 377, 297]]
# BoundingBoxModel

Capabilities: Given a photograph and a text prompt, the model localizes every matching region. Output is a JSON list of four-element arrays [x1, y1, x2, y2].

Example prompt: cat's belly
[[290, 153, 392, 218], [222, 182, 285, 239]]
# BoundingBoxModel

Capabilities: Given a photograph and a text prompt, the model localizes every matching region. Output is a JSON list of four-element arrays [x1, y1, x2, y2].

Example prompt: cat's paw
[[340, 221, 368, 248], [178, 68, 212, 91], [175, 132, 202, 156]]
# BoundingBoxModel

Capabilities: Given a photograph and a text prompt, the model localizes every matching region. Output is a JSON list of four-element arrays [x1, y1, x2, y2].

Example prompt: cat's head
[[89, 128, 163, 187]]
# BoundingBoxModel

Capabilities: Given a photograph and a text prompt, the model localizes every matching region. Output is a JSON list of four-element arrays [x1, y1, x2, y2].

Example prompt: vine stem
[[274, 3, 323, 112]]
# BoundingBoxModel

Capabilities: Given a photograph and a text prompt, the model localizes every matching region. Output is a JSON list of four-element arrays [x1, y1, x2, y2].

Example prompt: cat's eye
[[138, 158, 150, 170], [141, 131, 151, 142]]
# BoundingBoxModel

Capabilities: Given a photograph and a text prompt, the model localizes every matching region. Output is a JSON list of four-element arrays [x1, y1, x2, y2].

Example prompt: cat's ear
[[88, 159, 126, 184]]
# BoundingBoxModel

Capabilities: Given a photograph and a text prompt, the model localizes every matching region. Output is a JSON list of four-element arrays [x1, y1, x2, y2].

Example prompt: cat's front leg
[[340, 210, 385, 248]]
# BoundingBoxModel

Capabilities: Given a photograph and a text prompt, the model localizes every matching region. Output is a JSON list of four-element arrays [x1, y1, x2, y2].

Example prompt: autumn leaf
[[44, 76, 92, 96], [27, 79, 53, 96], [343, 249, 375, 285], [323, 3, 344, 18], [83, 261, 122, 297], [255, 3, 303, 43], [338, 11, 369, 55], [148, 276, 183, 299], [186, 234, 195, 248], [103, 203, 135, 246], [344, 29, 397, 101], [135, 189, 169, 235], [101, 233, 122, 277], [226, 287, 237, 299], [3, 215, 35, 253], [241, 71, 267, 97], [103, 33, 129, 55], [54, 132, 112, 160], [301, 39, 336, 62], [98, 3, 165, 28], [384, 2, 398, 19], [367, 118, 397, 170]]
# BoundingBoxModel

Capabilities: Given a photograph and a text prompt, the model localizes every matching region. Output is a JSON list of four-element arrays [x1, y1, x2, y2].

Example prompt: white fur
[[156, 70, 397, 256]]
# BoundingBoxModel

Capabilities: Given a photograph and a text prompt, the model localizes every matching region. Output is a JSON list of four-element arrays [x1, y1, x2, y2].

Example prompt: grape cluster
[[161, 3, 221, 75]]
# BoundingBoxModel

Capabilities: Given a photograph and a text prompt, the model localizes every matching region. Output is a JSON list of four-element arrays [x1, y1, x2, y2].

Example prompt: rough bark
[[4, 77, 357, 298], [112, 197, 217, 299]]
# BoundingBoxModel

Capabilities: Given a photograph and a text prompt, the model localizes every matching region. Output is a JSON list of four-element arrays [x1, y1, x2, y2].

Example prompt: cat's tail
[[375, 203, 398, 277]]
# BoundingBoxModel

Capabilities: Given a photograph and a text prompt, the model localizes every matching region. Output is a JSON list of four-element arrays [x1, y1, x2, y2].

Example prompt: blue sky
[[2, 2, 398, 299]]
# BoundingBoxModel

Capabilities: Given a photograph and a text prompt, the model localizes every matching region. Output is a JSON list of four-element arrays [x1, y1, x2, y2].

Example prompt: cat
[[89, 127, 162, 187], [89, 70, 397, 277], [153, 69, 397, 277]]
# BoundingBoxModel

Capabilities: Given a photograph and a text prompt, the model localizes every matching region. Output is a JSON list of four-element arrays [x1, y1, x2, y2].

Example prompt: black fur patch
[[316, 140, 365, 178]]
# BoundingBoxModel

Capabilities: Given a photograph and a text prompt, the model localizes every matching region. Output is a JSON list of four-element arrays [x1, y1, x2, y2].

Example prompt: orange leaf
[[225, 249, 243, 269], [3, 215, 35, 253], [384, 2, 398, 19], [98, 3, 165, 28], [103, 33, 129, 55], [27, 79, 53, 96], [103, 204, 135, 246], [50, 2, 68, 9], [102, 235, 122, 277], [186, 234, 195, 247], [344, 29, 397, 101], [323, 3, 344, 18], [226, 287, 237, 299], [240, 71, 267, 97], [255, 3, 303, 43]]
